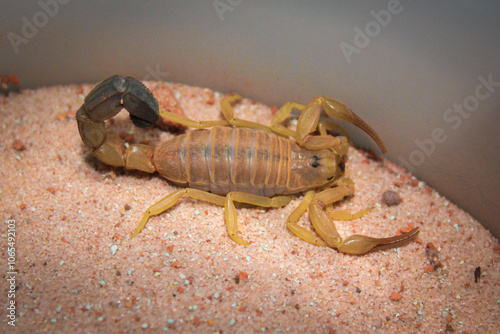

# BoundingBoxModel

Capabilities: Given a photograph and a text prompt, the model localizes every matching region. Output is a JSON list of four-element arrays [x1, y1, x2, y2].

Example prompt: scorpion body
[[154, 126, 343, 197], [76, 75, 419, 254]]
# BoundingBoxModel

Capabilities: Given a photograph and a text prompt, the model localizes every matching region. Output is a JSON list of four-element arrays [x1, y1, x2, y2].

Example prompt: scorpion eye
[[312, 156, 319, 168], [339, 162, 345, 172], [327, 176, 334, 181]]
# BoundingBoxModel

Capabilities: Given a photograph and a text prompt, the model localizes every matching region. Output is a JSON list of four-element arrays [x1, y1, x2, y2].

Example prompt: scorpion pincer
[[76, 75, 419, 255]]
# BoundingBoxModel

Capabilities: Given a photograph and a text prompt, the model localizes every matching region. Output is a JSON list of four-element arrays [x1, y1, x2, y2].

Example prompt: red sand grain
[[390, 292, 403, 301]]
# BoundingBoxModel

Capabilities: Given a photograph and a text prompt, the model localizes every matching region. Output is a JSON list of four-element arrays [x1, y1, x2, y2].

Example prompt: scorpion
[[76, 75, 419, 255]]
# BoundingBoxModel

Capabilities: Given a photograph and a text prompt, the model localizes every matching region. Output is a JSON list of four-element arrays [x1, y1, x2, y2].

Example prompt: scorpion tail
[[76, 75, 159, 173]]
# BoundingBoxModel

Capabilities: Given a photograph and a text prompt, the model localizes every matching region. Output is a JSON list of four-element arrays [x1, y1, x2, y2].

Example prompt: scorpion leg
[[157, 108, 229, 129], [131, 189, 292, 247], [285, 191, 329, 247], [308, 178, 419, 254], [269, 98, 344, 150], [270, 101, 304, 138], [225, 192, 292, 247], [306, 178, 354, 248], [156, 93, 271, 130], [323, 178, 372, 220], [284, 180, 355, 247], [326, 206, 372, 220], [317, 119, 350, 138], [219, 94, 271, 131], [130, 188, 226, 238], [317, 121, 351, 156]]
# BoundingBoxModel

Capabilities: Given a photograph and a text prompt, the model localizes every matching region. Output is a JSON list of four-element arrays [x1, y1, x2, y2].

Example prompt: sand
[[1, 80, 499, 333]]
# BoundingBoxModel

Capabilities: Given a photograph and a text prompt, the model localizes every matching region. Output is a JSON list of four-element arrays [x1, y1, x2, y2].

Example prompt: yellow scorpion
[[76, 75, 419, 255]]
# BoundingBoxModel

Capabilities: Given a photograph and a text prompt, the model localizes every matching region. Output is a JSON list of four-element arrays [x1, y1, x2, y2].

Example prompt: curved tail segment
[[76, 75, 160, 173]]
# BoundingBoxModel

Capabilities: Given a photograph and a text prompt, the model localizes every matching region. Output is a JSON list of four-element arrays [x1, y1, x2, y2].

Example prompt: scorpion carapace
[[76, 75, 419, 255]]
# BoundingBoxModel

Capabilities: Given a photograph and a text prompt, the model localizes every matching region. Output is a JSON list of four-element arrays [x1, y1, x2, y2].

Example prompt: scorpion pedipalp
[[338, 227, 421, 254]]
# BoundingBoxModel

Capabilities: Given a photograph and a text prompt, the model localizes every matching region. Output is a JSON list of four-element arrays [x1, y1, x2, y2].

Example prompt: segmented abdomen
[[153, 127, 293, 196]]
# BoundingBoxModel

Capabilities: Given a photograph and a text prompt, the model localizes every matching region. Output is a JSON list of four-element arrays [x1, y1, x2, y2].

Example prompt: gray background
[[1, 1, 499, 238]]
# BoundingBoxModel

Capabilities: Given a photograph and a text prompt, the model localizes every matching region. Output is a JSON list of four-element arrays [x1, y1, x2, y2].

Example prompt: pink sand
[[1, 81, 499, 333]]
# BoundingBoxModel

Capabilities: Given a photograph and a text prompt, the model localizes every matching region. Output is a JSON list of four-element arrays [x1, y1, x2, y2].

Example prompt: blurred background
[[1, 0, 499, 238]]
